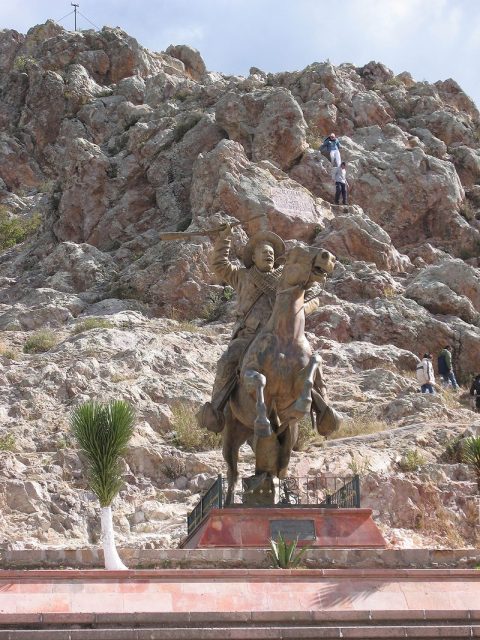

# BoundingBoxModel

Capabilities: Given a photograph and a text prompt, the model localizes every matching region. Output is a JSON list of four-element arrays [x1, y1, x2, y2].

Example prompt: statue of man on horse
[[196, 222, 341, 503]]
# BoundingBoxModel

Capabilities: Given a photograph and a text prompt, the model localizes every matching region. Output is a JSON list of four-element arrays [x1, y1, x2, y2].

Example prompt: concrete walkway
[[0, 568, 479, 614]]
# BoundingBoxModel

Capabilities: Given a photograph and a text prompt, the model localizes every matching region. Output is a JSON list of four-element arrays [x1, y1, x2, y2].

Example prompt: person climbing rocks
[[470, 374, 480, 411], [320, 132, 342, 167], [437, 345, 459, 390], [334, 161, 349, 205], [416, 353, 436, 394]]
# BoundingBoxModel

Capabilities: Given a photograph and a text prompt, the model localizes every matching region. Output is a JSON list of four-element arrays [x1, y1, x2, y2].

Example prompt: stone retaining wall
[[1, 547, 479, 569]]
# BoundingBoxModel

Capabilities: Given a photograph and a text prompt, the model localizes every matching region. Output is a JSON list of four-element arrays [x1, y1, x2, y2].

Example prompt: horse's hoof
[[254, 418, 273, 438]]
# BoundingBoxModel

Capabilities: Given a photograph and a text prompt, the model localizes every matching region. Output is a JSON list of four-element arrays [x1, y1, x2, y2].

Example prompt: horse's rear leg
[[244, 370, 272, 438], [292, 354, 322, 418], [222, 404, 250, 506], [276, 424, 295, 480]]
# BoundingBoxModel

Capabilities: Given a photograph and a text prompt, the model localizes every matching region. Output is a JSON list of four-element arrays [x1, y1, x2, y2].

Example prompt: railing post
[[217, 474, 223, 508], [354, 474, 360, 508]]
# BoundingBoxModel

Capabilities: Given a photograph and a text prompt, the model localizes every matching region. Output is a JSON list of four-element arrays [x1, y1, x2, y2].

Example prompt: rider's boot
[[311, 388, 341, 436], [196, 400, 225, 433]]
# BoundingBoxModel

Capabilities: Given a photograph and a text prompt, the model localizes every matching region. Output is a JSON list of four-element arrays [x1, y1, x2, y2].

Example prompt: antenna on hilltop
[[55, 3, 100, 32], [71, 3, 79, 31]]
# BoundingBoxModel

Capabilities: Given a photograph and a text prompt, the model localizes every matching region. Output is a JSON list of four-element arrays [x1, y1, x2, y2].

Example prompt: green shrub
[[73, 318, 114, 334], [462, 436, 480, 489], [0, 433, 16, 451], [398, 449, 426, 472], [0, 209, 41, 250], [13, 55, 35, 72], [443, 436, 464, 463], [268, 533, 309, 569], [23, 330, 58, 354], [171, 403, 221, 451], [162, 457, 187, 480], [347, 456, 372, 476]]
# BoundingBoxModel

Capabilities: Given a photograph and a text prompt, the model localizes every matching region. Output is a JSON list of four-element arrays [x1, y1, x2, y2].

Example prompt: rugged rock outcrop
[[0, 22, 480, 553]]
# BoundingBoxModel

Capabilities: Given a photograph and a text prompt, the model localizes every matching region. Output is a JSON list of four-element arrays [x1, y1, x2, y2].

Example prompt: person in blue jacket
[[320, 133, 342, 167]]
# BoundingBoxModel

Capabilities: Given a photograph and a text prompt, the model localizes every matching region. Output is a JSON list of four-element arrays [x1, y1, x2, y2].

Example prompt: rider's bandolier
[[197, 230, 336, 435]]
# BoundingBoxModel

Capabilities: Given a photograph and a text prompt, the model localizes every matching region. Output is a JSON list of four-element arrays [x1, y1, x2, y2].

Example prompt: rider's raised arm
[[211, 229, 240, 289]]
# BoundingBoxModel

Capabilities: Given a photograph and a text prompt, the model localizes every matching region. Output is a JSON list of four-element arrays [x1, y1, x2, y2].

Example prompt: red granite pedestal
[[181, 507, 386, 549]]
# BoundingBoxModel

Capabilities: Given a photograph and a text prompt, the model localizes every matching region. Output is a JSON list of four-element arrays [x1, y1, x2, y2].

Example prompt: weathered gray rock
[[215, 88, 308, 170], [165, 45, 206, 81], [313, 207, 411, 272], [1, 22, 480, 553]]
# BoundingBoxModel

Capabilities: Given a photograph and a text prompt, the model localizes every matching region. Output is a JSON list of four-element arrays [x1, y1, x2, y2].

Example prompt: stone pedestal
[[181, 507, 386, 549]]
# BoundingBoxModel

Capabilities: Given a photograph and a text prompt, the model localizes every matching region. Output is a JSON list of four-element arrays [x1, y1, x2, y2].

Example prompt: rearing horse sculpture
[[222, 245, 339, 504]]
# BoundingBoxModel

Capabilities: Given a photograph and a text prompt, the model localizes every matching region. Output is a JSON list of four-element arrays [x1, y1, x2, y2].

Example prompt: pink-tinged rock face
[[1, 24, 480, 554], [215, 87, 308, 171]]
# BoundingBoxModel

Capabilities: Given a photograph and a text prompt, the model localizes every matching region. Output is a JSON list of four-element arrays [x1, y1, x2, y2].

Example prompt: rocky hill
[[0, 20, 480, 553]]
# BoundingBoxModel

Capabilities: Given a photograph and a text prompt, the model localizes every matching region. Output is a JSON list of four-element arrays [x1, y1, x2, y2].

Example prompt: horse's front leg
[[292, 354, 322, 418], [244, 370, 272, 438]]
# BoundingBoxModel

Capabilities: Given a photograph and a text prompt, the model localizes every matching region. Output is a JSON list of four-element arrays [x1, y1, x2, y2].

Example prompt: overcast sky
[[1, 0, 479, 108]]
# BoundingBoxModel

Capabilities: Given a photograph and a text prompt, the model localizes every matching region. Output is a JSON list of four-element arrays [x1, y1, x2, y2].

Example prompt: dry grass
[[0, 341, 18, 360], [440, 388, 464, 409], [334, 414, 389, 439], [110, 372, 139, 383], [294, 416, 318, 451], [72, 318, 114, 334], [162, 457, 187, 479], [171, 403, 222, 451], [413, 486, 466, 548], [23, 330, 59, 354]]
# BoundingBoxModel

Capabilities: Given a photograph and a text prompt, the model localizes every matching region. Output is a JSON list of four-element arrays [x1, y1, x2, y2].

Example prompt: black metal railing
[[187, 474, 223, 535], [186, 474, 360, 535], [320, 475, 360, 508]]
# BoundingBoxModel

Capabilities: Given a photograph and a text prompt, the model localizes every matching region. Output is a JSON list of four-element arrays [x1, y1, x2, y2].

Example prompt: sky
[[1, 0, 479, 108]]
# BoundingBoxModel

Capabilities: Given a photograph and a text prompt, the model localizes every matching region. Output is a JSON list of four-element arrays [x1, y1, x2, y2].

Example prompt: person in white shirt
[[415, 353, 436, 394], [334, 161, 349, 205]]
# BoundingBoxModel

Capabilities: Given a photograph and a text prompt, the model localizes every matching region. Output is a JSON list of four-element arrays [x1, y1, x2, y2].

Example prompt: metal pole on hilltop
[[71, 3, 79, 31]]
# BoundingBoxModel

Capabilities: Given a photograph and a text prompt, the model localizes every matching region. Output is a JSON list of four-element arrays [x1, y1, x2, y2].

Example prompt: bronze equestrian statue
[[197, 223, 340, 504]]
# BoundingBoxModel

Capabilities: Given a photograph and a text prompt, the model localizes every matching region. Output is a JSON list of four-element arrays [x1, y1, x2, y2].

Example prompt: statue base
[[181, 507, 386, 549]]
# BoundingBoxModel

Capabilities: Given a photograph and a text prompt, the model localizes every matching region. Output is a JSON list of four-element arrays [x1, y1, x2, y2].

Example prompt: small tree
[[71, 400, 135, 570]]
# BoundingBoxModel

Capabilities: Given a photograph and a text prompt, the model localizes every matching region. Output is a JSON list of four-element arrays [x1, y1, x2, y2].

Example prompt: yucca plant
[[70, 400, 135, 570], [268, 533, 309, 569], [462, 436, 480, 490]]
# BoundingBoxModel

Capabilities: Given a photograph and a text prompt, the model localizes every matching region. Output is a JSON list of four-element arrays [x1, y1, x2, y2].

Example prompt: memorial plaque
[[271, 187, 316, 218], [270, 519, 316, 541]]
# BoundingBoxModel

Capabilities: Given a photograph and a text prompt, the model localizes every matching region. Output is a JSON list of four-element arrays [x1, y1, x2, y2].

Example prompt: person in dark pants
[[437, 345, 458, 390], [334, 162, 349, 205], [470, 374, 480, 411]]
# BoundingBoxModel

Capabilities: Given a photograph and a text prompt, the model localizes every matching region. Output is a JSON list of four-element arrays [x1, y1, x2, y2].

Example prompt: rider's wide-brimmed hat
[[243, 231, 286, 268]]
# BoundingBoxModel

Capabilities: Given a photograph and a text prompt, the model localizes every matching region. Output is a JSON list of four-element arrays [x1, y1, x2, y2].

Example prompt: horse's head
[[282, 246, 336, 288]]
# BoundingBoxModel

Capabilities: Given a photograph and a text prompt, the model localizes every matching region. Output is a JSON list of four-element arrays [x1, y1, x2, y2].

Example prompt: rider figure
[[197, 224, 329, 434]]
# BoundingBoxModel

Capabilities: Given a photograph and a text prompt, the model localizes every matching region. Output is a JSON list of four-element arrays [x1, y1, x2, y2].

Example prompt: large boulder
[[313, 207, 411, 272], [405, 259, 480, 324], [215, 87, 308, 170], [190, 139, 332, 242]]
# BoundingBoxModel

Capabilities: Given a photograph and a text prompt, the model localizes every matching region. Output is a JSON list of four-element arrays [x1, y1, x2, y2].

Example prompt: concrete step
[[1, 611, 480, 639], [1, 623, 480, 639]]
